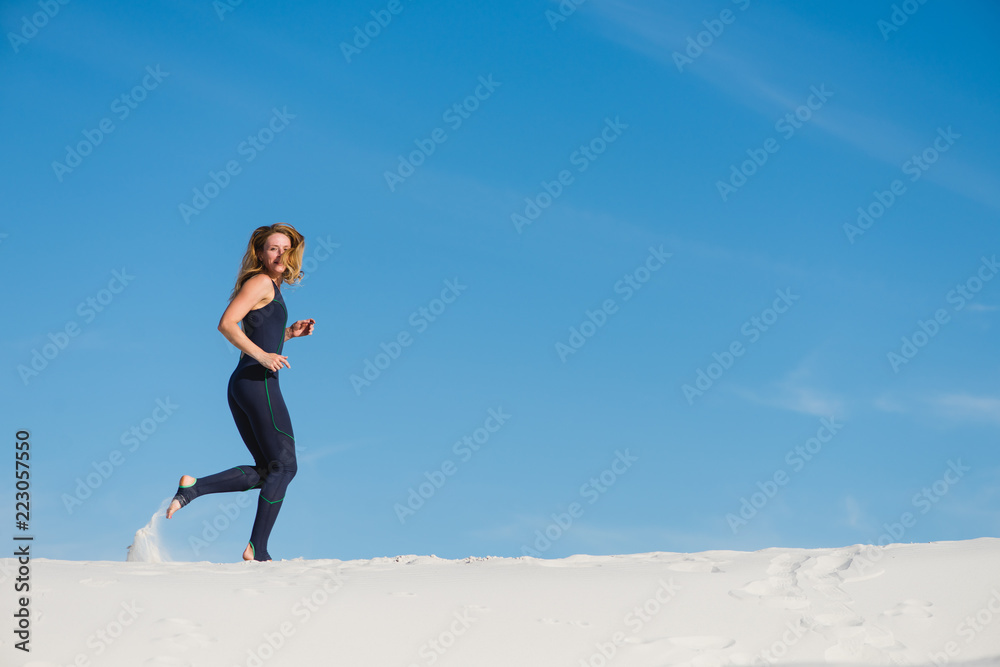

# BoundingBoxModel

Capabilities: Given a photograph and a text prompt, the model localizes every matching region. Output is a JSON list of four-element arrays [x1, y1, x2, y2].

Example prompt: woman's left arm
[[285, 318, 316, 341]]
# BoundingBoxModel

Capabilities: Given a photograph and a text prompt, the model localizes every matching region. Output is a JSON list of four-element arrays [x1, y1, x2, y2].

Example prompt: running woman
[[166, 223, 315, 562]]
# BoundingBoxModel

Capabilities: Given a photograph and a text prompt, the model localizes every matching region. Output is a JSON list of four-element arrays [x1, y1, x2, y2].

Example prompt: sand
[[3, 534, 999, 666]]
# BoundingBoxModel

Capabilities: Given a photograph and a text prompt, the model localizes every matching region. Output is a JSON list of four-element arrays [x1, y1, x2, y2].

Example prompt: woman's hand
[[286, 318, 315, 340], [257, 352, 290, 372]]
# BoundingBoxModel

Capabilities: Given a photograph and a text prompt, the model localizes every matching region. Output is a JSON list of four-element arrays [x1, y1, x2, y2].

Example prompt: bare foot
[[243, 543, 255, 561], [166, 475, 196, 519]]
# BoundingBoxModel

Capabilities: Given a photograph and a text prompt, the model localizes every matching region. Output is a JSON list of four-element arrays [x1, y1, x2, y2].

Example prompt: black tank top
[[235, 278, 287, 372]]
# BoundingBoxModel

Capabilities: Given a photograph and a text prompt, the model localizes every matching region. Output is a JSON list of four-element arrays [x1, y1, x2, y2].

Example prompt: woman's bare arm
[[217, 274, 288, 370]]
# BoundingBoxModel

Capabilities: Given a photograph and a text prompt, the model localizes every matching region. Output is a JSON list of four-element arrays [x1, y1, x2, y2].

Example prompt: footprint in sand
[[729, 577, 809, 609], [835, 548, 887, 583], [801, 569, 851, 602], [797, 551, 873, 601], [810, 551, 855, 573], [730, 553, 810, 609], [882, 599, 934, 619], [766, 553, 806, 576], [809, 611, 868, 646]]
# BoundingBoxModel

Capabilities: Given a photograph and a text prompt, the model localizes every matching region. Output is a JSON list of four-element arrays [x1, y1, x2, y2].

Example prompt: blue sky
[[2, 0, 998, 562]]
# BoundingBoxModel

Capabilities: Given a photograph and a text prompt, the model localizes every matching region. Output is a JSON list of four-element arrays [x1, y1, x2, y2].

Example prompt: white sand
[[3, 538, 1000, 666]]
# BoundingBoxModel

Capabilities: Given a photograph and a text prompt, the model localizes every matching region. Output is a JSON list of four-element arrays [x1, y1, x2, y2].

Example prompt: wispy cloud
[[967, 303, 998, 312], [872, 394, 908, 414], [731, 360, 846, 418], [930, 393, 1000, 426]]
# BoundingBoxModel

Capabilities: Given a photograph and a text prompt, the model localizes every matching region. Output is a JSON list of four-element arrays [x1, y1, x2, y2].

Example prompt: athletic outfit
[[172, 278, 296, 561]]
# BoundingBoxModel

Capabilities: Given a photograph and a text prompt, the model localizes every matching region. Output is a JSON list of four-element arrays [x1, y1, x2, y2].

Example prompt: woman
[[166, 223, 315, 562]]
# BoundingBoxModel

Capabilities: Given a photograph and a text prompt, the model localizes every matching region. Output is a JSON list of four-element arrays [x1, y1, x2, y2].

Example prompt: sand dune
[[4, 538, 1000, 666]]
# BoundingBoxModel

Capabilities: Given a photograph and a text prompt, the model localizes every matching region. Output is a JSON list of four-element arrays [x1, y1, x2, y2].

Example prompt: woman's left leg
[[233, 372, 297, 561], [165, 387, 269, 518]]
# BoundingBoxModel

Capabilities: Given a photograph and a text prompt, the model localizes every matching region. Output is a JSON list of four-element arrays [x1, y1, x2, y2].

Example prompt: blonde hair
[[229, 223, 305, 302]]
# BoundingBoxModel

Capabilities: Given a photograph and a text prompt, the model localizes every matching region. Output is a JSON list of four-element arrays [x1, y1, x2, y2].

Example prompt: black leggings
[[173, 363, 296, 561]]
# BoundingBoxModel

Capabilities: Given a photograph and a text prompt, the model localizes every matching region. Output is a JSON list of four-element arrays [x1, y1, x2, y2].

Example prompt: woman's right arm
[[217, 274, 290, 372]]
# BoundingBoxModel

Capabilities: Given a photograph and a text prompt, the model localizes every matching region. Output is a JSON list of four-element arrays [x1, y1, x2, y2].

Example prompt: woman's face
[[260, 232, 292, 276]]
